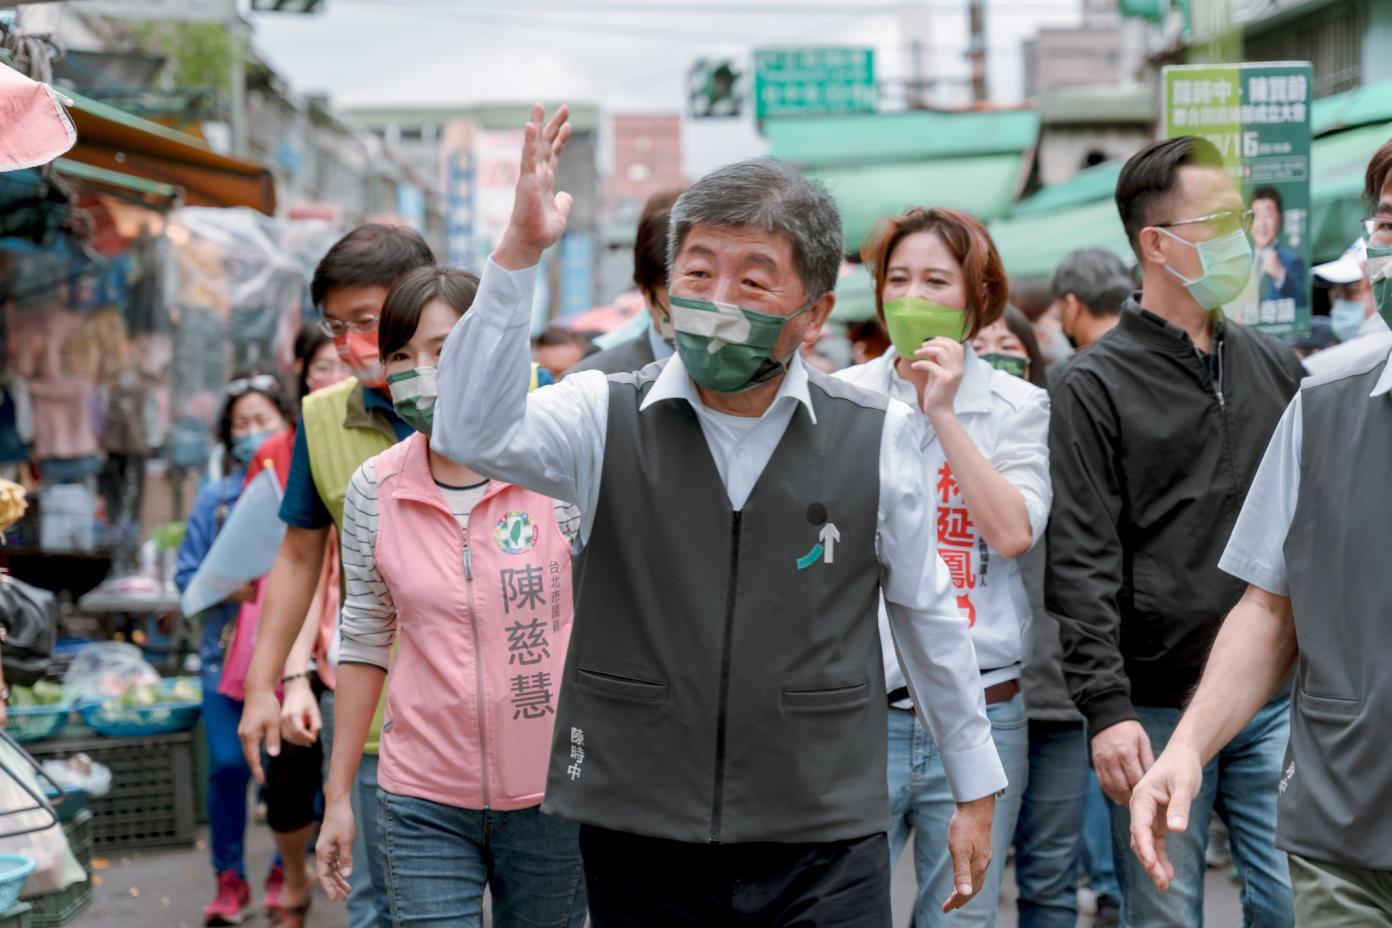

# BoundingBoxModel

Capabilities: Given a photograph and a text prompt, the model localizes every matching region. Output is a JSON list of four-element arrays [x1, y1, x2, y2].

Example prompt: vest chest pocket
[[1298, 690, 1361, 722], [782, 682, 869, 710], [576, 668, 668, 703]]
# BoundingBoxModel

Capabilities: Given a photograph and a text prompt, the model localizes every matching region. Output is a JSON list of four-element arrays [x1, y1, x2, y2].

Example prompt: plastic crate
[[0, 902, 32, 928], [60, 813, 91, 874], [78, 679, 202, 738], [26, 880, 90, 928], [28, 732, 196, 852], [4, 703, 74, 745]]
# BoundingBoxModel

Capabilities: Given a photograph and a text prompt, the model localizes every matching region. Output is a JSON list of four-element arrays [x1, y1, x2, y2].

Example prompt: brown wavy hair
[[860, 207, 1008, 341]]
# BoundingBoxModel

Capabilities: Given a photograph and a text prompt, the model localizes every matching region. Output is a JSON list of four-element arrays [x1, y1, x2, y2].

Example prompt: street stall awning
[[1312, 79, 1392, 137], [51, 157, 179, 203], [1308, 118, 1392, 262], [990, 198, 1130, 281], [1010, 157, 1124, 217], [766, 109, 1039, 253], [62, 91, 275, 213]]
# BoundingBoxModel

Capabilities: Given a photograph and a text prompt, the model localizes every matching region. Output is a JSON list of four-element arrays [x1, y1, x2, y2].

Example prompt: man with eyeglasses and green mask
[[433, 105, 1005, 926], [1130, 138, 1392, 925], [1047, 135, 1305, 927]]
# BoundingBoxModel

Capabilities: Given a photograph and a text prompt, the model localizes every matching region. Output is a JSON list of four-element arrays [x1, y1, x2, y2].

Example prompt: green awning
[[989, 198, 1130, 281], [1308, 119, 1392, 261], [1011, 158, 1124, 217], [1312, 79, 1392, 137], [52, 158, 179, 201], [765, 109, 1038, 168], [809, 153, 1026, 254]]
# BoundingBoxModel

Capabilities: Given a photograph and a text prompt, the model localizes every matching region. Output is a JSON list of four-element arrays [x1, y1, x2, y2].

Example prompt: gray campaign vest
[[541, 362, 890, 844], [1280, 354, 1392, 869]]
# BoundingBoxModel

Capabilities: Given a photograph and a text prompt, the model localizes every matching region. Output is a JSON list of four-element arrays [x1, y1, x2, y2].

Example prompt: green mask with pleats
[[882, 296, 967, 359], [669, 294, 809, 394]]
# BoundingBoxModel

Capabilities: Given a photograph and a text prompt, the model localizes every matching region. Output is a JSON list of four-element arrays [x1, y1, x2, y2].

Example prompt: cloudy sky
[[251, 0, 1085, 173]]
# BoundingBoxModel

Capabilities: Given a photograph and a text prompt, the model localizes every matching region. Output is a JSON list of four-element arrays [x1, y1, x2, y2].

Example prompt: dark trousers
[[579, 824, 892, 928]]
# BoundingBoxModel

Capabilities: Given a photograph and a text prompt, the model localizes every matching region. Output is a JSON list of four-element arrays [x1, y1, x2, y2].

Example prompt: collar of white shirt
[[639, 348, 819, 425], [1373, 344, 1392, 398], [880, 343, 994, 416]]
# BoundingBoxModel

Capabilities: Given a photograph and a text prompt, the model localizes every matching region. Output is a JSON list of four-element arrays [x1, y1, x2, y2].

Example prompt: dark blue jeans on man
[[1104, 697, 1294, 927]]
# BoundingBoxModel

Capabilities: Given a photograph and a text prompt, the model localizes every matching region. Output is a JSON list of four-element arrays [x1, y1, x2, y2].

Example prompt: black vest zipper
[[710, 509, 742, 843]]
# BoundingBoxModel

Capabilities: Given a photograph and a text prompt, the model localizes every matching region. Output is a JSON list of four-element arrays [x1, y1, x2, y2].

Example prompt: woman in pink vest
[[315, 266, 586, 927]]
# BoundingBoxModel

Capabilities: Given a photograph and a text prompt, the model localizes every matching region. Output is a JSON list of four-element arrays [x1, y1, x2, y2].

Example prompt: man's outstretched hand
[[494, 103, 573, 271], [1129, 742, 1204, 893]]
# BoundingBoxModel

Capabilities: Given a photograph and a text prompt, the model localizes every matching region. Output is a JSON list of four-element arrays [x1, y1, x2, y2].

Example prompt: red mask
[[335, 330, 386, 389]]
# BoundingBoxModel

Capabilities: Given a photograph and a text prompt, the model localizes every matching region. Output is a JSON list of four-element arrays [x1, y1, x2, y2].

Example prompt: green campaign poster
[[1163, 62, 1313, 336]]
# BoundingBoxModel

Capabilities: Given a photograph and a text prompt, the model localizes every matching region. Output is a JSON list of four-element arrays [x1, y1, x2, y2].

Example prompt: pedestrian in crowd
[[1131, 138, 1392, 926], [174, 371, 294, 926], [533, 326, 588, 378], [836, 206, 1050, 928], [568, 189, 682, 376], [973, 306, 1047, 388], [315, 266, 586, 927], [1012, 278, 1073, 368], [1048, 247, 1134, 357], [433, 105, 1004, 927], [1305, 238, 1392, 376], [238, 224, 438, 928], [1048, 135, 1305, 927], [231, 326, 351, 928]]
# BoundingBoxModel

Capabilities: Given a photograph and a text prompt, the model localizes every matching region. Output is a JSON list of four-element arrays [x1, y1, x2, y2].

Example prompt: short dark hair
[[310, 223, 435, 309], [1000, 306, 1048, 389], [533, 326, 582, 349], [634, 189, 683, 298], [376, 266, 480, 359], [1115, 136, 1226, 251], [1009, 278, 1053, 322], [293, 324, 334, 401], [1252, 185, 1283, 228], [217, 371, 292, 450], [1365, 139, 1392, 208], [1050, 247, 1133, 316], [1090, 279, 1134, 319]]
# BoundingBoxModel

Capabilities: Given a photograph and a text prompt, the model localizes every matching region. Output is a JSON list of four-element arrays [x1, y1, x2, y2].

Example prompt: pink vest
[[371, 433, 574, 811]]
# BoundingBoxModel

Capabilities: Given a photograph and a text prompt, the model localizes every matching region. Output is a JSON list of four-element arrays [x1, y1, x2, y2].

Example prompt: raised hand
[[495, 103, 574, 271]]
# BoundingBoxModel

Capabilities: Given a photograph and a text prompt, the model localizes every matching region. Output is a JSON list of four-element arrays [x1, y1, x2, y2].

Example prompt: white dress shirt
[[433, 258, 1007, 803], [836, 349, 1052, 691], [1221, 341, 1392, 596]]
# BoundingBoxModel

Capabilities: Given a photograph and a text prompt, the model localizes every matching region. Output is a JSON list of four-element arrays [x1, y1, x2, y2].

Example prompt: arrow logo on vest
[[796, 522, 841, 570], [819, 522, 840, 564]]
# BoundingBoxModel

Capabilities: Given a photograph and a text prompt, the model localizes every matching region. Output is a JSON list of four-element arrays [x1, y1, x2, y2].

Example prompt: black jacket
[[1046, 297, 1304, 734]]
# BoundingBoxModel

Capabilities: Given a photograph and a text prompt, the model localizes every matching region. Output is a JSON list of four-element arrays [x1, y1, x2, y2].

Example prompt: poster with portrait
[[1163, 62, 1313, 336]]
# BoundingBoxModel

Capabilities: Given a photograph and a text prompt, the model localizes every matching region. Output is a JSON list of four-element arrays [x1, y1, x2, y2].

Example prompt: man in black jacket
[[1047, 136, 1303, 927]]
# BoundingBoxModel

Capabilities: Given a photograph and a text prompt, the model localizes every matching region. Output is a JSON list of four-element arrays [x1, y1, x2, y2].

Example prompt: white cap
[[1312, 238, 1367, 285]]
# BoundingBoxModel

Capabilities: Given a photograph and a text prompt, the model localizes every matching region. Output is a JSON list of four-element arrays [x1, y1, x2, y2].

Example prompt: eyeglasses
[[1361, 216, 1392, 247], [226, 374, 280, 397], [1155, 209, 1255, 236], [318, 314, 378, 339]]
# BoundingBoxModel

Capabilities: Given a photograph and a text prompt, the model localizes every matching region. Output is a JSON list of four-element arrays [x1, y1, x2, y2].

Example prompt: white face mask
[[1329, 298, 1367, 342]]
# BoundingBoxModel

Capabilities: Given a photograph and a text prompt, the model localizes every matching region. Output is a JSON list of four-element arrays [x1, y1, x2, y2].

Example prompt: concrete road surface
[[77, 825, 1244, 927]]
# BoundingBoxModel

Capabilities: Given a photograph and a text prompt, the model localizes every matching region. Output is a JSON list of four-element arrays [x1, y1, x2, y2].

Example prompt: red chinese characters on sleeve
[[935, 462, 978, 627]]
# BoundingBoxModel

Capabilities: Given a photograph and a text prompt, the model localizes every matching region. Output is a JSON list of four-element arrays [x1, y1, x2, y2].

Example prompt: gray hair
[[667, 157, 843, 303], [1050, 247, 1135, 317]]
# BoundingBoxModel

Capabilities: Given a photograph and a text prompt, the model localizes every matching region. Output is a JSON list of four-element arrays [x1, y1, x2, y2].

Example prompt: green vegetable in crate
[[169, 677, 201, 703], [6, 682, 70, 706], [151, 521, 187, 552], [120, 684, 162, 707]]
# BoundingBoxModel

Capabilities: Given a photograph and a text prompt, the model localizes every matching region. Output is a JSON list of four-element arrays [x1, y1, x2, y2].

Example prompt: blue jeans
[[1105, 697, 1294, 927], [1013, 719, 1088, 928], [378, 790, 586, 928], [887, 692, 1030, 928], [1082, 768, 1120, 899], [203, 684, 251, 877], [321, 689, 392, 928]]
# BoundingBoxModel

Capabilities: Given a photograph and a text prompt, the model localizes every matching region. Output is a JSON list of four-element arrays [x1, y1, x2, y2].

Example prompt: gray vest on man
[[542, 362, 891, 844], [1281, 353, 1392, 870]]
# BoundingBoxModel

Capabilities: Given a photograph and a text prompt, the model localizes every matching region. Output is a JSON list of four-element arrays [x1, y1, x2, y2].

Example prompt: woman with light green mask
[[835, 206, 1052, 928]]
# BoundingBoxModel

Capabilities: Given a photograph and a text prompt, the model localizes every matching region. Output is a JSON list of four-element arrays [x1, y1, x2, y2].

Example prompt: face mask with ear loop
[[1156, 227, 1254, 310], [668, 294, 812, 394]]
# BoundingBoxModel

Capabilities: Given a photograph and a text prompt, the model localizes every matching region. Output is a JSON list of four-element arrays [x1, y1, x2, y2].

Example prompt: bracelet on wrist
[[280, 670, 312, 685]]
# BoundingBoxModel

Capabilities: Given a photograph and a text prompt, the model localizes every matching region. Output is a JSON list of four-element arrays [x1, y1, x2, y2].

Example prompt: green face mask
[[1367, 243, 1392, 326], [882, 296, 967, 359], [386, 366, 438, 435], [979, 352, 1028, 379], [669, 294, 809, 394]]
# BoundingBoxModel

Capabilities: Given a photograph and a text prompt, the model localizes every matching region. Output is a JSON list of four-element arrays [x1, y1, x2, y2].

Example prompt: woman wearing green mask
[[318, 266, 586, 928], [836, 206, 1052, 928]]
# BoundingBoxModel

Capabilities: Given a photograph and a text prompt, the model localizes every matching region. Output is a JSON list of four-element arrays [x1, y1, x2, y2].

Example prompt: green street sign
[[1163, 62, 1314, 336], [753, 47, 876, 121]]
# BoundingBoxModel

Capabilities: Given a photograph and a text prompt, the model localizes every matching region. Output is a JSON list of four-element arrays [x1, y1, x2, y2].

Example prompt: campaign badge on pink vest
[[494, 510, 540, 555]]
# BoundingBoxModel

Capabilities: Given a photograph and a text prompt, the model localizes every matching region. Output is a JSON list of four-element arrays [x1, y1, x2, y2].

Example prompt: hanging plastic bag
[[60, 641, 159, 703], [0, 739, 82, 896]]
